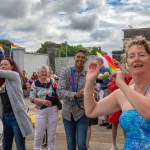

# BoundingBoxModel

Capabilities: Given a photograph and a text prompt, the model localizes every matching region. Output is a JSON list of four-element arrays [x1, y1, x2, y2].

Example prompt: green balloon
[[102, 72, 108, 79]]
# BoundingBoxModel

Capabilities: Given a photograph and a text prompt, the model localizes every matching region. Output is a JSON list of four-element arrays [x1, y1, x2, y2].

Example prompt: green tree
[[0, 39, 12, 56], [56, 43, 89, 57], [37, 41, 53, 53], [36, 41, 95, 57], [90, 47, 101, 55], [56, 42, 68, 57]]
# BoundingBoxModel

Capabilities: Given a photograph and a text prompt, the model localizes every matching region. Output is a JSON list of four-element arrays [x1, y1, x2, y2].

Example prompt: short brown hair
[[125, 35, 150, 58]]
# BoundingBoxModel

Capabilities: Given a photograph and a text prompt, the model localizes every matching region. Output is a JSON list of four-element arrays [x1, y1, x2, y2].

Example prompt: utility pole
[[99, 46, 101, 53], [65, 41, 67, 57]]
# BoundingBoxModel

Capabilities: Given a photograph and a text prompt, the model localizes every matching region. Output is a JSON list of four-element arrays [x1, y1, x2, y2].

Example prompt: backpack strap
[[70, 66, 76, 92], [69, 66, 83, 109]]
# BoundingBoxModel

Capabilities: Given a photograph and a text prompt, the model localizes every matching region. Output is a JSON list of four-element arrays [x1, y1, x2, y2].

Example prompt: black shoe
[[107, 124, 112, 129], [42, 143, 47, 147], [99, 122, 109, 126]]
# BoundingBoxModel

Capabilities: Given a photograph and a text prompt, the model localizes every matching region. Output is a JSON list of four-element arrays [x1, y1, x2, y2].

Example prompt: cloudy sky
[[0, 0, 150, 53]]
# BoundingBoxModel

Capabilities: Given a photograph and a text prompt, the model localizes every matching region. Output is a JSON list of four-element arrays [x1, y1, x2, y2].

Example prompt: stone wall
[[24, 53, 49, 77], [13, 48, 122, 78], [12, 48, 123, 78], [13, 47, 97, 78], [55, 56, 97, 76], [13, 47, 49, 77]]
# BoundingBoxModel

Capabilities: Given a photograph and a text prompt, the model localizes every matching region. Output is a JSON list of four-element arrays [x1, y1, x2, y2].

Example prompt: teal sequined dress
[[120, 110, 150, 150]]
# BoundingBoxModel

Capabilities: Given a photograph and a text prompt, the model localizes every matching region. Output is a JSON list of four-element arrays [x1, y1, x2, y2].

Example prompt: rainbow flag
[[103, 55, 120, 73], [10, 44, 17, 52], [0, 82, 6, 93], [0, 44, 5, 57], [96, 51, 119, 73], [96, 51, 109, 68], [0, 44, 2, 49]]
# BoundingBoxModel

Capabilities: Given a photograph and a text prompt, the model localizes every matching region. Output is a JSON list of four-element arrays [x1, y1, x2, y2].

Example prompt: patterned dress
[[120, 110, 150, 150]]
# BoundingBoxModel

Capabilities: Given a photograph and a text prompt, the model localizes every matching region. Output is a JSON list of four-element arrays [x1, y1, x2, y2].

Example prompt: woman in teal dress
[[84, 35, 150, 150]]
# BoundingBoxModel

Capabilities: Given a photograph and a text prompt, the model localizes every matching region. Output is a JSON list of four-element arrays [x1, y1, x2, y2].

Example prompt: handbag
[[45, 92, 62, 110], [51, 81, 62, 110]]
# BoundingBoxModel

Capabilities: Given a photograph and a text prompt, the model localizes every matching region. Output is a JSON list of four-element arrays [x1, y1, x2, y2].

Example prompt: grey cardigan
[[57, 67, 87, 121], [0, 70, 33, 137]]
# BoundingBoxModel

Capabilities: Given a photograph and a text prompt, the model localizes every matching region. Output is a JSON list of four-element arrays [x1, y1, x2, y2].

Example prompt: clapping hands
[[110, 70, 130, 86], [86, 62, 100, 83]]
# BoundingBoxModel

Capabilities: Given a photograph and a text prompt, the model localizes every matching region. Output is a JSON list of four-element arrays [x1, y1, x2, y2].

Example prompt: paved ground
[[12, 99, 125, 150]]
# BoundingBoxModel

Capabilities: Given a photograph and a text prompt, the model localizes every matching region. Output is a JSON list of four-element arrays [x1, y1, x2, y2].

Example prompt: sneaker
[[42, 143, 47, 148], [110, 145, 118, 150], [99, 122, 109, 126], [107, 123, 112, 129]]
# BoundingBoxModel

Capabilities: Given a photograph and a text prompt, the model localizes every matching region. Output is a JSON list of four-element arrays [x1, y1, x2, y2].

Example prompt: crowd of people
[[0, 35, 150, 150]]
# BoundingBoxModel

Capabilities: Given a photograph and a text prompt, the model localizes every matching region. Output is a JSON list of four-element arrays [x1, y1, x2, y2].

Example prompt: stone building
[[112, 27, 150, 61], [123, 27, 150, 49]]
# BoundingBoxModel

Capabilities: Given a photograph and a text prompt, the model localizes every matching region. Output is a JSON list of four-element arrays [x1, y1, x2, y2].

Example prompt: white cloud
[[0, 0, 149, 53]]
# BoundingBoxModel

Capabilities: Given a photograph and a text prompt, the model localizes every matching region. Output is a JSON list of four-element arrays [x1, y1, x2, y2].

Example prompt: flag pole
[[10, 50, 11, 58], [0, 44, 6, 58], [10, 44, 17, 58]]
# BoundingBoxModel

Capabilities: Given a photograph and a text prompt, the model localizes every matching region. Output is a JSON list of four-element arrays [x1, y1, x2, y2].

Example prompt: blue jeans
[[3, 112, 26, 150], [63, 114, 89, 150]]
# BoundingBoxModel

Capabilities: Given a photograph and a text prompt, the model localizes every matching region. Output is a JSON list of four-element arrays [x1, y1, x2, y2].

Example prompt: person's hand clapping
[[86, 62, 100, 83], [110, 70, 126, 87], [74, 89, 84, 99]]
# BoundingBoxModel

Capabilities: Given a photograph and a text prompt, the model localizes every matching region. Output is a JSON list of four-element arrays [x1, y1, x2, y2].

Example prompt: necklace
[[134, 82, 150, 95]]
